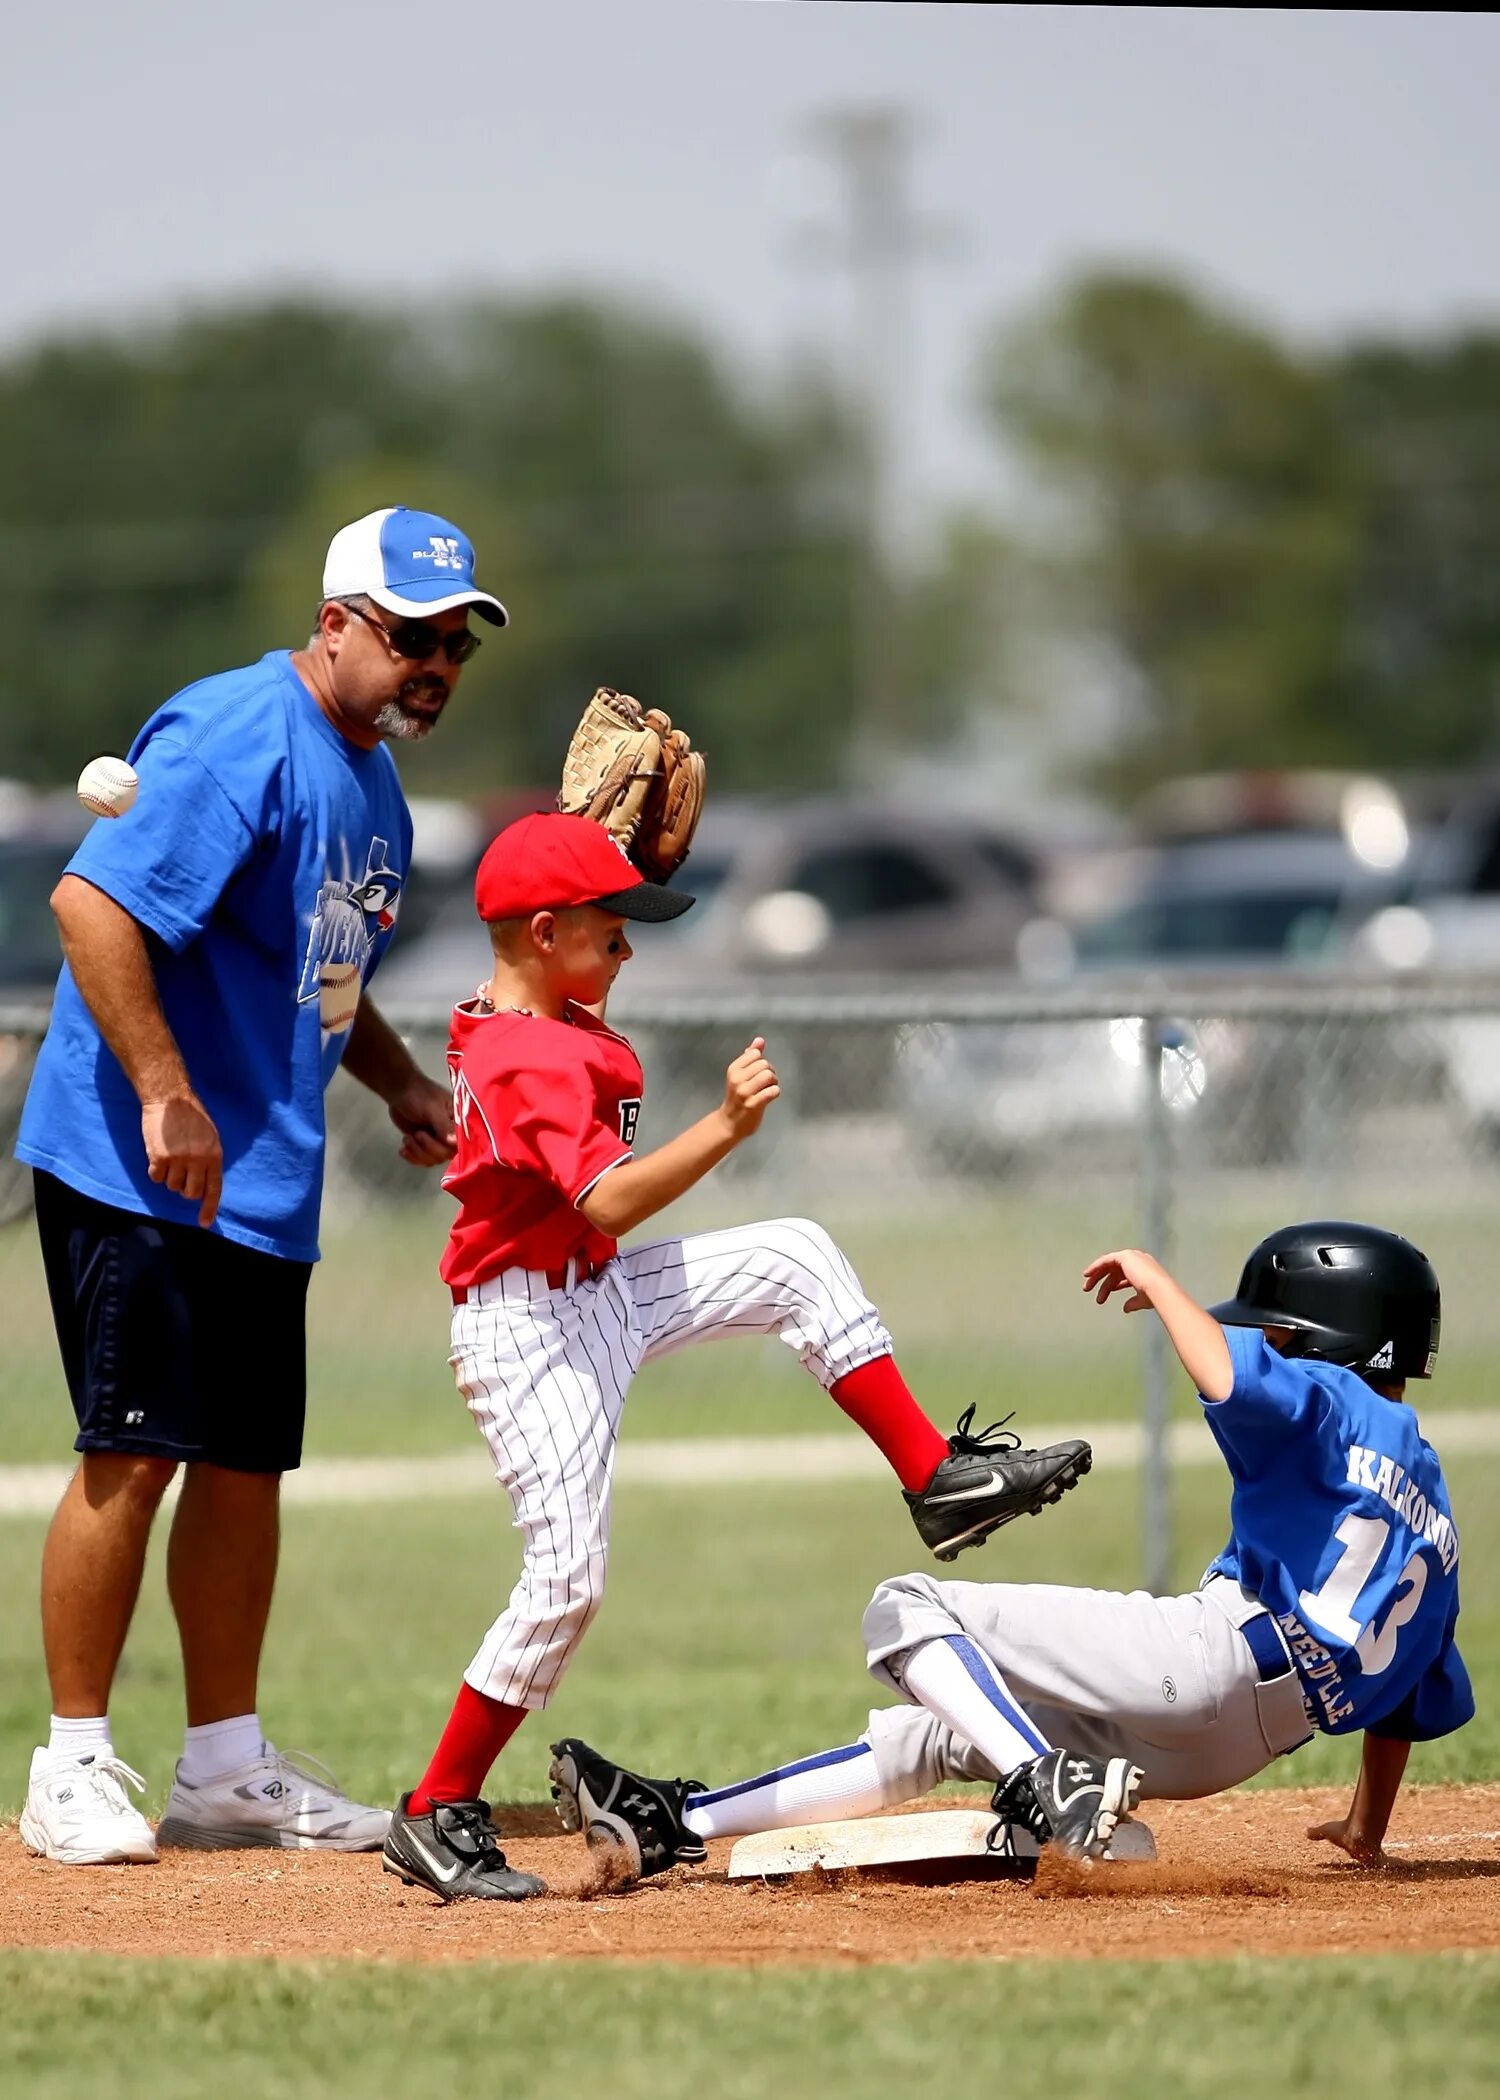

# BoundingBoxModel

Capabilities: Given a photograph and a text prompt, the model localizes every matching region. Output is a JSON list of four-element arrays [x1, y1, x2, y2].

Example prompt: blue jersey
[[1202, 1327, 1472, 1740], [18, 651, 410, 1261]]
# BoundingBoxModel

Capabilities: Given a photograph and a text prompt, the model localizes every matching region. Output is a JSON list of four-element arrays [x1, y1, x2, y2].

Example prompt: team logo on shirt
[[298, 835, 405, 1036], [618, 1097, 642, 1147]]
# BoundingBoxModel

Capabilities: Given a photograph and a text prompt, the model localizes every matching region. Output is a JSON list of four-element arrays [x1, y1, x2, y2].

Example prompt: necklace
[[473, 987, 533, 1017]]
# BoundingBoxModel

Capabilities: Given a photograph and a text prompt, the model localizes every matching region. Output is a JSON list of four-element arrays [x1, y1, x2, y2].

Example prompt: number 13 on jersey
[[1298, 1514, 1428, 1676]]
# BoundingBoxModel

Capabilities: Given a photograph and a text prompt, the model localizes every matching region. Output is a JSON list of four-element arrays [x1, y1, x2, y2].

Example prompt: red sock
[[407, 1683, 527, 1814], [830, 1355, 950, 1492]]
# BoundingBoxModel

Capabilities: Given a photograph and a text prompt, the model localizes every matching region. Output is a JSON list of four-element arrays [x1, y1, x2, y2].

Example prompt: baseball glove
[[557, 687, 705, 884]]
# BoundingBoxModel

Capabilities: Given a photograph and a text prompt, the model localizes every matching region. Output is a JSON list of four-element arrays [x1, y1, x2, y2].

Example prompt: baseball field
[[3, 1184, 1498, 2098]]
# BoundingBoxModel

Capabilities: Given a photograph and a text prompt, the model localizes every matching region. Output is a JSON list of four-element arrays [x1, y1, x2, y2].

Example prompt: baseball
[[76, 756, 139, 819]]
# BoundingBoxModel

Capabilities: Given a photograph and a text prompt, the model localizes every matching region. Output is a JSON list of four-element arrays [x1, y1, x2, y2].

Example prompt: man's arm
[[51, 874, 222, 1227], [340, 997, 456, 1167], [578, 1038, 777, 1238], [1081, 1247, 1234, 1400], [1306, 1734, 1411, 1867]]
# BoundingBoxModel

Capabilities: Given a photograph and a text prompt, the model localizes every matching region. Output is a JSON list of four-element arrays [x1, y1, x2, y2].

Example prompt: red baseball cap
[[474, 811, 696, 924]]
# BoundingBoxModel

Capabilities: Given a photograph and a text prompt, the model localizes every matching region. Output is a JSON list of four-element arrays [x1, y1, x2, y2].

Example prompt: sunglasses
[[345, 602, 482, 666]]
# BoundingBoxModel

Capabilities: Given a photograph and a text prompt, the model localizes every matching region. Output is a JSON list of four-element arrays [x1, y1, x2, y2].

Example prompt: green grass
[[2, 1460, 1496, 1818], [4, 1177, 1496, 1462], [2, 1952, 1497, 2100], [3, 1167, 1497, 2100]]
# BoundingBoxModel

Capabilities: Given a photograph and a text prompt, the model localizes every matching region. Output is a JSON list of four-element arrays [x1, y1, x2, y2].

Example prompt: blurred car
[[1370, 777, 1500, 1150], [900, 827, 1419, 1176], [373, 796, 1043, 1008], [1062, 828, 1408, 973], [900, 1011, 1212, 1178], [367, 797, 1043, 1134]]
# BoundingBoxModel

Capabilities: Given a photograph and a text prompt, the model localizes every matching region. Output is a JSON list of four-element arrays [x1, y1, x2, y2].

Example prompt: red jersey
[[440, 1000, 644, 1288]]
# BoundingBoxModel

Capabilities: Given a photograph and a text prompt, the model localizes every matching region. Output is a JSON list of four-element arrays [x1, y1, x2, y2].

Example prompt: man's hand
[[142, 1093, 223, 1229], [1082, 1248, 1168, 1313], [386, 1072, 458, 1168], [720, 1038, 780, 1140], [1306, 1813, 1388, 1869], [339, 1001, 457, 1167]]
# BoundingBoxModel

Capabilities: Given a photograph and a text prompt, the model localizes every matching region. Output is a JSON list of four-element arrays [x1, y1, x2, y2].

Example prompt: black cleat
[[989, 1749, 1143, 1862], [382, 1793, 547, 1903], [906, 1407, 1092, 1561], [548, 1738, 706, 1887]]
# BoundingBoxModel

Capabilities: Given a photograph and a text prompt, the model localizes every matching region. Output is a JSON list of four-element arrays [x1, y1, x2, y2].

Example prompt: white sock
[[179, 1714, 264, 1783], [683, 1741, 889, 1842], [47, 1715, 113, 1762], [899, 1636, 1052, 1779]]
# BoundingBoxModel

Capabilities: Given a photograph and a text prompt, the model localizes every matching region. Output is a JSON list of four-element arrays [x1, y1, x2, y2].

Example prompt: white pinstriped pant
[[449, 1218, 894, 1708]]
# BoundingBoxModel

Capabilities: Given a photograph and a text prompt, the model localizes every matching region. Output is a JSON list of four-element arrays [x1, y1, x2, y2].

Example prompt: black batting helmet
[[1208, 1221, 1440, 1382]]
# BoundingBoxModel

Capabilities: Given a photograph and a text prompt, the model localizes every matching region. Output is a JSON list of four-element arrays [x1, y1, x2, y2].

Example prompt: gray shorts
[[858, 1571, 1314, 1804]]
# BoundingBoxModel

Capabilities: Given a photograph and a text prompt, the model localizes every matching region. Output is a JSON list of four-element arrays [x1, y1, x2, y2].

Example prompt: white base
[[727, 1808, 1156, 1878]]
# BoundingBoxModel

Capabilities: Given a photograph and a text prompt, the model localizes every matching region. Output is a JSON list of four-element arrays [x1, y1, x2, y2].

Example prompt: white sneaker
[[19, 1747, 158, 1865], [156, 1744, 391, 1852]]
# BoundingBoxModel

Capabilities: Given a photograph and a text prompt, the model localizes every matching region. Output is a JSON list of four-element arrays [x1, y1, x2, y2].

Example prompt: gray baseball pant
[[858, 1570, 1314, 1803]]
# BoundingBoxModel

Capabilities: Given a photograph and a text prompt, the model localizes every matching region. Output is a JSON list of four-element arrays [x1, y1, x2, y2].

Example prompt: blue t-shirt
[[18, 651, 411, 1261], [1203, 1327, 1473, 1741]]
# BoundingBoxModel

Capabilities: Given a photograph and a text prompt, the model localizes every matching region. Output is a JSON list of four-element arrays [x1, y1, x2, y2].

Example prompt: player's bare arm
[[339, 997, 456, 1167], [50, 873, 222, 1227], [1307, 1733, 1412, 1868], [578, 1038, 779, 1237], [1083, 1247, 1234, 1401]]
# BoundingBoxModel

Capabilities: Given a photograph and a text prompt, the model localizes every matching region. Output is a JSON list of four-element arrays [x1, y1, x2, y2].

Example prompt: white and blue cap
[[322, 506, 508, 626]]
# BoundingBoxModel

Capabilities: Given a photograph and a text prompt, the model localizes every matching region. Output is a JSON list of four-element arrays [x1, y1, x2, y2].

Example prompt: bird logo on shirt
[[348, 867, 401, 931], [298, 836, 406, 1032]]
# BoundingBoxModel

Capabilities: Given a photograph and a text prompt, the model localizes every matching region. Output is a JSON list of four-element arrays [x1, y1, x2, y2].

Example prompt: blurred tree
[[0, 296, 861, 793], [902, 511, 1026, 738], [980, 273, 1361, 795], [1332, 335, 1500, 764], [0, 303, 412, 778], [419, 299, 861, 789]]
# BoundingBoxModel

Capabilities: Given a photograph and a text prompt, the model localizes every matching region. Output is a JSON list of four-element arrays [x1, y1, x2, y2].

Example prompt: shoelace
[[660, 1780, 707, 1848], [988, 1765, 1048, 1847], [438, 1800, 515, 1872], [265, 1747, 357, 1807], [76, 1757, 148, 1812], [948, 1405, 1024, 1459]]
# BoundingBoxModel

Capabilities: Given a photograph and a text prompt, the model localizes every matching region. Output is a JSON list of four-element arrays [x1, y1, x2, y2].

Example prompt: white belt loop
[[468, 1265, 579, 1305]]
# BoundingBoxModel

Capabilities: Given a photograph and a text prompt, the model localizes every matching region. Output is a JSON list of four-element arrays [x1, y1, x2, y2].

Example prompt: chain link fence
[[4, 981, 1499, 1585]]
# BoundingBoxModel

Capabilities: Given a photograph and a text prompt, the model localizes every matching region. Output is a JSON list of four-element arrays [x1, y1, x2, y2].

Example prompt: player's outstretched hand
[[722, 1037, 780, 1140], [1306, 1814, 1388, 1870], [1082, 1248, 1166, 1313], [142, 1093, 223, 1230]]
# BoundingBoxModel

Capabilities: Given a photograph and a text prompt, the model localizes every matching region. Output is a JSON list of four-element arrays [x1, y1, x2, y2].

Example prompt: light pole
[[797, 106, 954, 773]]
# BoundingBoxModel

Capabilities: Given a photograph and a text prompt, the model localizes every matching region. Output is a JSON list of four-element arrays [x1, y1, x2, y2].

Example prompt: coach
[[15, 507, 506, 1866]]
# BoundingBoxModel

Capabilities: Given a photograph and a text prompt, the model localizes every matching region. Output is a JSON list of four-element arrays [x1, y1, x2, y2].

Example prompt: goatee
[[374, 699, 436, 741]]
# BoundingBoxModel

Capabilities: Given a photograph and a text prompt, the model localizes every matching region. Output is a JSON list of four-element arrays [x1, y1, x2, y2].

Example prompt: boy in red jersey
[[382, 812, 1092, 1902]]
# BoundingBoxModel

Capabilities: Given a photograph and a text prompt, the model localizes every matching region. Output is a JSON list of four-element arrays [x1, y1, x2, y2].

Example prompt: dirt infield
[[4, 1784, 1499, 1968]]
